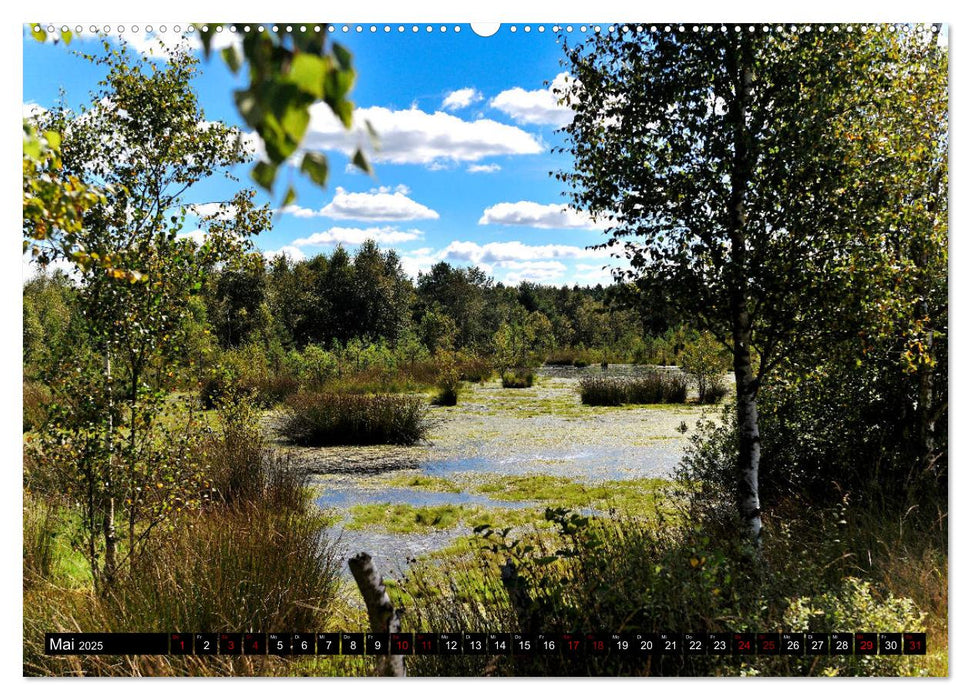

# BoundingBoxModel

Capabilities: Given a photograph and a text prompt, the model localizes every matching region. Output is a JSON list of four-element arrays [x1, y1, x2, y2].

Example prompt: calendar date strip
[[45, 631, 926, 656]]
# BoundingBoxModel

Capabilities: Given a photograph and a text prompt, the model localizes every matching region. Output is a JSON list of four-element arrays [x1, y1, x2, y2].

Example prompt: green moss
[[376, 473, 462, 493], [470, 474, 671, 515], [345, 502, 544, 534]]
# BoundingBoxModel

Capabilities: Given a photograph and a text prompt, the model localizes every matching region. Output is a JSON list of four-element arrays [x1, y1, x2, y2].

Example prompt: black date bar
[[46, 633, 169, 655]]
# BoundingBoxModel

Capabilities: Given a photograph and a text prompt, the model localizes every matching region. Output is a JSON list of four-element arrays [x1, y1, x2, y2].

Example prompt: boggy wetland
[[275, 366, 708, 575]]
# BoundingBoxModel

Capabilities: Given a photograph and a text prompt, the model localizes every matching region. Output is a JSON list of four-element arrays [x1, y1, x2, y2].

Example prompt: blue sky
[[23, 24, 622, 286]]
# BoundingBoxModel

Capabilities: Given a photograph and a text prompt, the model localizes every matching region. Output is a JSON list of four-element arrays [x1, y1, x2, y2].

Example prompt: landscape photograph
[[22, 21, 947, 677]]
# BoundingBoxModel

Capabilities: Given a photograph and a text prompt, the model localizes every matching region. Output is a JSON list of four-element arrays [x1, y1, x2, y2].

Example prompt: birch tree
[[28, 44, 269, 588], [559, 24, 945, 545]]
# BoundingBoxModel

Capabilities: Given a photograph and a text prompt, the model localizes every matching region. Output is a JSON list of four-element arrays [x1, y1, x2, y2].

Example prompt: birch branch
[[348, 552, 405, 677]]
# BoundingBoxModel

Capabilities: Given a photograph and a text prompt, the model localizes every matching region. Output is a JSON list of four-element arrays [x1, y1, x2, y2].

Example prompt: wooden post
[[348, 552, 405, 677]]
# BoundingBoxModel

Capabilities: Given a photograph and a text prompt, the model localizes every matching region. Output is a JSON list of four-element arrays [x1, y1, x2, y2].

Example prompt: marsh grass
[[579, 373, 688, 406], [23, 397, 345, 677], [346, 502, 542, 534], [279, 391, 432, 446], [501, 369, 535, 389], [23, 495, 58, 588], [397, 503, 940, 677]]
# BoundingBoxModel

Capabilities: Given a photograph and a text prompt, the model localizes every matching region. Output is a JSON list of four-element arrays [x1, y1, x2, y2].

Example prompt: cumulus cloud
[[467, 163, 501, 174], [262, 245, 306, 262], [490, 72, 576, 127], [175, 229, 208, 246], [442, 88, 482, 111], [383, 240, 617, 285], [301, 104, 542, 168], [187, 202, 238, 219], [478, 201, 601, 230], [23, 102, 47, 120], [277, 205, 318, 218], [278, 186, 437, 221], [572, 263, 618, 286], [499, 260, 568, 284], [321, 185, 438, 221], [440, 240, 604, 265], [292, 226, 423, 247], [398, 247, 439, 278]]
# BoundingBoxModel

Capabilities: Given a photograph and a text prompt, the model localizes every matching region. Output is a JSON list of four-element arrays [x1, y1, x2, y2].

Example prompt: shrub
[[628, 373, 688, 404], [198, 371, 230, 410], [432, 368, 462, 407], [456, 353, 493, 383], [680, 332, 730, 404], [403, 506, 935, 677], [698, 380, 729, 404], [279, 392, 431, 446], [23, 380, 52, 432], [579, 373, 688, 406], [203, 399, 306, 511], [240, 372, 300, 406], [501, 369, 535, 388], [577, 376, 627, 406], [545, 347, 594, 367]]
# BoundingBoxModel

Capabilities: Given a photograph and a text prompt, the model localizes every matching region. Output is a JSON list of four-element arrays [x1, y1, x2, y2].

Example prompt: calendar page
[[21, 15, 947, 681]]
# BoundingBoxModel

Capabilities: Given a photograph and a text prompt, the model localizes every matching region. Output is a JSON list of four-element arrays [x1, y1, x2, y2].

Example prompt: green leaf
[[60, 30, 73, 45], [30, 25, 47, 43], [221, 45, 242, 75], [279, 102, 311, 153], [22, 137, 41, 161], [300, 152, 329, 186], [252, 161, 278, 191], [282, 186, 297, 207], [332, 42, 353, 71], [289, 53, 327, 99], [364, 119, 380, 148], [43, 130, 61, 150], [329, 98, 354, 129], [351, 149, 372, 175]]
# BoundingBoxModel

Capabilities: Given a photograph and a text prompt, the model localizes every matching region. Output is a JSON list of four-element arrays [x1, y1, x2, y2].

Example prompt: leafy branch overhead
[[28, 23, 375, 207], [196, 23, 374, 206]]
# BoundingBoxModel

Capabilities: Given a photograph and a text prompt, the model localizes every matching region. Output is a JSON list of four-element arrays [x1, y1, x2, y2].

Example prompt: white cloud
[[22, 252, 78, 282], [23, 102, 47, 120], [390, 240, 617, 285], [467, 163, 501, 174], [292, 226, 423, 247], [187, 202, 238, 219], [278, 205, 319, 218], [175, 229, 208, 246], [278, 186, 437, 221], [320, 186, 438, 221], [442, 88, 482, 111], [262, 245, 306, 262], [398, 247, 439, 278], [500, 260, 568, 284], [490, 72, 576, 127], [478, 201, 601, 230], [440, 240, 604, 265], [301, 104, 543, 168]]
